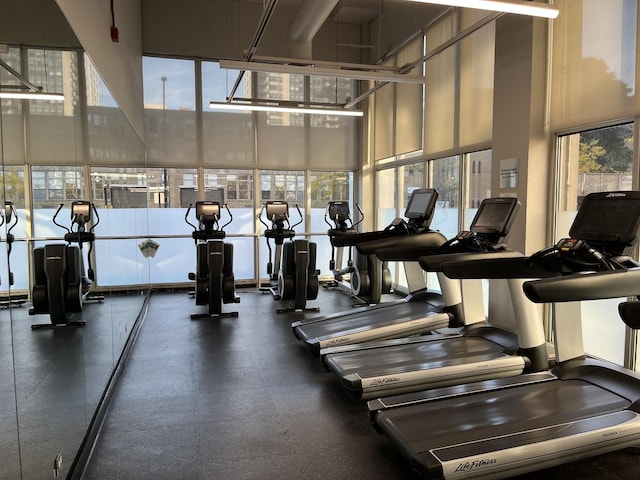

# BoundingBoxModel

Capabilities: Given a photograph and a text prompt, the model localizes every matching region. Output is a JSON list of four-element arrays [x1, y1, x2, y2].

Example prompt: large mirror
[[0, 3, 150, 478]]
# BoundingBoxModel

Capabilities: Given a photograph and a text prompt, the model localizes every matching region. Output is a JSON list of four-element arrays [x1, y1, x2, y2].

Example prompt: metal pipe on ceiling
[[227, 0, 279, 102]]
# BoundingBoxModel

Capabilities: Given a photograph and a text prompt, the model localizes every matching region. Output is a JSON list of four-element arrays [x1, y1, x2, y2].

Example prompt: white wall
[[55, 0, 145, 140]]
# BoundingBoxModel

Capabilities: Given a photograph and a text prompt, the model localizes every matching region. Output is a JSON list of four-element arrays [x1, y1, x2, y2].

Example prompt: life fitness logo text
[[606, 192, 627, 198], [454, 458, 498, 473]]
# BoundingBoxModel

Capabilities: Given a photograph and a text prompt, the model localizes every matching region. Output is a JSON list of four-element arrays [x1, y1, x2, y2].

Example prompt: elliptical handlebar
[[324, 202, 364, 231], [90, 203, 100, 232], [291, 204, 303, 230], [258, 204, 269, 230], [260, 201, 295, 232], [353, 203, 364, 229], [185, 203, 197, 231], [52, 203, 71, 234], [323, 205, 333, 229], [52, 201, 99, 236], [185, 201, 232, 242], [0, 201, 16, 230], [220, 204, 233, 231]]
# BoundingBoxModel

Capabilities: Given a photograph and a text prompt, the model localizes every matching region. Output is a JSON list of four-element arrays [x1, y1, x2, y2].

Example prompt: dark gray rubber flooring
[[82, 288, 640, 480]]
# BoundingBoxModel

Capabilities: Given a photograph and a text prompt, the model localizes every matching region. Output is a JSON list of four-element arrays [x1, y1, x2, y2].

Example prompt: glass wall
[[0, 43, 149, 479], [203, 168, 255, 280], [431, 155, 460, 238], [143, 57, 358, 285], [372, 149, 493, 292]]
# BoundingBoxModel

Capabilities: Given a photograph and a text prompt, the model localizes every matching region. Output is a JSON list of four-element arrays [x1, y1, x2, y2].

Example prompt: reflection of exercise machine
[[259, 201, 319, 313], [0, 202, 26, 307], [29, 201, 104, 329], [323, 201, 363, 292], [185, 201, 239, 319]]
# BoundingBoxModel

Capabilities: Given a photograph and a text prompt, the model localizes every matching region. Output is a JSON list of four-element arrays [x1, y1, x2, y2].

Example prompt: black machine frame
[[29, 201, 104, 329], [185, 200, 240, 319], [259, 200, 319, 313]]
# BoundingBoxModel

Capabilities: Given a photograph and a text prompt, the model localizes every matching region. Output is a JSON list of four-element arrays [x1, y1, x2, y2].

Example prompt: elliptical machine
[[324, 201, 363, 291], [259, 201, 319, 313], [0, 202, 26, 308], [29, 201, 104, 329], [185, 201, 239, 319]]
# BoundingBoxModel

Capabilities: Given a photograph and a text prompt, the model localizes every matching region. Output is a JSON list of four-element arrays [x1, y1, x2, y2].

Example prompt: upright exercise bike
[[185, 201, 240, 319], [30, 200, 104, 329], [324, 201, 363, 292], [259, 201, 319, 313]]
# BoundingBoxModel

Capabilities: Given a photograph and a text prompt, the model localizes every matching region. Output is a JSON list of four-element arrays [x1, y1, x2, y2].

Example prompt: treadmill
[[321, 197, 547, 400], [292, 188, 470, 353], [328, 189, 437, 307], [369, 190, 640, 480]]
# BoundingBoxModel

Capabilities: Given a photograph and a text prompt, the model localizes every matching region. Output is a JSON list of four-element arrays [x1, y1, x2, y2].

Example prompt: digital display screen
[[570, 193, 640, 244], [405, 189, 437, 219], [472, 201, 516, 230], [266, 201, 289, 221], [72, 202, 91, 222], [328, 201, 349, 219], [197, 202, 220, 220]]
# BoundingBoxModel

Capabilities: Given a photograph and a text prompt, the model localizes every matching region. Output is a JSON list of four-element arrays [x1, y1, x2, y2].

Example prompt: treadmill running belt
[[376, 379, 630, 459], [326, 336, 512, 378], [296, 301, 445, 345]]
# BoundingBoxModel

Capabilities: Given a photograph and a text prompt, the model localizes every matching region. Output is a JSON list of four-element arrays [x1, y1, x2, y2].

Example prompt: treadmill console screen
[[570, 191, 640, 246], [470, 197, 520, 237], [404, 188, 438, 220], [328, 201, 350, 220], [196, 201, 220, 221], [266, 201, 289, 221]]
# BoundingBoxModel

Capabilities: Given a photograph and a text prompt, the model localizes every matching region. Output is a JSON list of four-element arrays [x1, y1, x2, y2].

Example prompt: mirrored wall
[[0, 41, 150, 480]]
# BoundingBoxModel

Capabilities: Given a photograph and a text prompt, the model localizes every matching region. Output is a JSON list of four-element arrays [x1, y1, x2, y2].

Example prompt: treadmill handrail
[[330, 227, 407, 248], [523, 267, 640, 303], [357, 230, 448, 257], [421, 251, 526, 273]]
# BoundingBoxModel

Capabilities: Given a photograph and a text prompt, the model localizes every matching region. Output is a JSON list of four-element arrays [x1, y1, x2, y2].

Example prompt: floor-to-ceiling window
[[143, 57, 358, 286], [555, 124, 634, 365], [551, 0, 639, 367]]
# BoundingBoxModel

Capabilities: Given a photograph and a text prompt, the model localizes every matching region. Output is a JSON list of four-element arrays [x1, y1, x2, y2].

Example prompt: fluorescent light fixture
[[210, 101, 363, 117], [0, 91, 65, 100], [219, 60, 424, 84], [405, 0, 559, 18], [0, 59, 65, 101]]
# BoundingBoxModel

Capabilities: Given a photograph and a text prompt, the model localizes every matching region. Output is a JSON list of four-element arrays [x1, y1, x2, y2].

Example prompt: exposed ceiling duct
[[287, 0, 340, 58]]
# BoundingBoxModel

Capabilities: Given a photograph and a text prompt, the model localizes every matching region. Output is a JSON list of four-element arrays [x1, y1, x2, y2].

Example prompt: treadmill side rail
[[430, 410, 640, 479], [368, 371, 558, 415], [315, 311, 451, 350]]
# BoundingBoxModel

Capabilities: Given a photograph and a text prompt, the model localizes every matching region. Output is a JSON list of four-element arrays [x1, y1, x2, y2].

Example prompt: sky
[[142, 57, 245, 110]]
